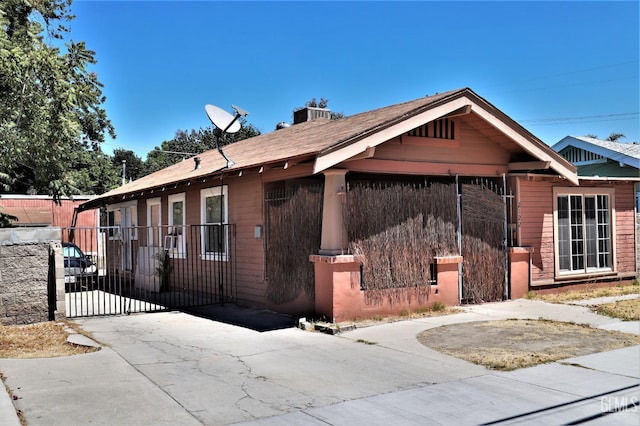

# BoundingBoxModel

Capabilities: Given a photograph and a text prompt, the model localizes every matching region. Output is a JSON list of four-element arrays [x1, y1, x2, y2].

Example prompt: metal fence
[[60, 225, 235, 318]]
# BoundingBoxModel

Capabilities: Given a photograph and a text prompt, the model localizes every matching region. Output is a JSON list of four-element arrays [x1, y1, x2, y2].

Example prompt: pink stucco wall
[[509, 247, 532, 299], [310, 255, 461, 322]]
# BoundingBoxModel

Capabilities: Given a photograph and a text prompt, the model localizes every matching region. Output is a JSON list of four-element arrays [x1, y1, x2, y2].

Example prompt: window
[[147, 198, 161, 247], [107, 201, 137, 240], [554, 188, 614, 276], [167, 193, 186, 257], [107, 209, 121, 238], [201, 186, 229, 260]]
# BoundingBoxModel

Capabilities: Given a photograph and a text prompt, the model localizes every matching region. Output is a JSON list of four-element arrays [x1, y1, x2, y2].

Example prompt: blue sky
[[70, 1, 639, 158]]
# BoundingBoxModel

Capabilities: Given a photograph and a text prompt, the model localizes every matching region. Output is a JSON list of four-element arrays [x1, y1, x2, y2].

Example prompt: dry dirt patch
[[0, 321, 99, 359], [417, 319, 640, 371]]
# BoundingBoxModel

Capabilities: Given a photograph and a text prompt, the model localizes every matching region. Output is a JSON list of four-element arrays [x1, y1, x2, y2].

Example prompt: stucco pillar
[[319, 169, 348, 255], [509, 247, 532, 299]]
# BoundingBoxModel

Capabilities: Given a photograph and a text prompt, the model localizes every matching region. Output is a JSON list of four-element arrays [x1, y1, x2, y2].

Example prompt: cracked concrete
[[1, 300, 639, 425]]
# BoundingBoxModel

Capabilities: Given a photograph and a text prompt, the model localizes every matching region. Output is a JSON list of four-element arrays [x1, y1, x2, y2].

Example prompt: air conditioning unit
[[293, 107, 331, 124]]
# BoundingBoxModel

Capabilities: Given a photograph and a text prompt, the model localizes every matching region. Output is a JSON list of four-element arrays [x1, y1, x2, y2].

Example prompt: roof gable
[[313, 89, 577, 184], [552, 136, 640, 170]]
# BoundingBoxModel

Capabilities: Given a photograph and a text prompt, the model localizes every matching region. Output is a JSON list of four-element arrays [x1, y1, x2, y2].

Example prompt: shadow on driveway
[[182, 304, 297, 332]]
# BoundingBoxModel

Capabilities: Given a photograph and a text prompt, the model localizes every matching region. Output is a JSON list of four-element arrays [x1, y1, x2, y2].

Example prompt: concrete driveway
[[1, 300, 639, 425]]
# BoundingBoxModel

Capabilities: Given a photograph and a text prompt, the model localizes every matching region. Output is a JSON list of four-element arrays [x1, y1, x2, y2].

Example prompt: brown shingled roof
[[80, 87, 577, 210], [83, 89, 464, 205]]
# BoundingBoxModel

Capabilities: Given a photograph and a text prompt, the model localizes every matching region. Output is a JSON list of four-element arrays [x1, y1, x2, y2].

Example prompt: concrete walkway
[[1, 299, 638, 425]]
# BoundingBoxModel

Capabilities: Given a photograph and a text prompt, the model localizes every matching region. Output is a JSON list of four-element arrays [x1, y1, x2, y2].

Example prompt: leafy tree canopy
[[66, 147, 120, 195], [144, 122, 260, 175], [113, 148, 144, 182], [0, 0, 114, 201]]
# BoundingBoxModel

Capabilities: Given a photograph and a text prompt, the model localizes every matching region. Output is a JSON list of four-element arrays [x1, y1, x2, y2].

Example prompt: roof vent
[[275, 121, 291, 130], [194, 156, 201, 170], [293, 107, 331, 124]]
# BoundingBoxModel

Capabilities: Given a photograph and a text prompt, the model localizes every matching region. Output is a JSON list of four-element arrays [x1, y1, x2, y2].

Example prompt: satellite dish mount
[[204, 104, 249, 168]]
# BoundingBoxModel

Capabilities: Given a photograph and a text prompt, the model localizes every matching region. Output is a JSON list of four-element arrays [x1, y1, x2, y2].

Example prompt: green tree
[[144, 122, 260, 175], [66, 147, 120, 194], [0, 0, 115, 200], [113, 148, 144, 182]]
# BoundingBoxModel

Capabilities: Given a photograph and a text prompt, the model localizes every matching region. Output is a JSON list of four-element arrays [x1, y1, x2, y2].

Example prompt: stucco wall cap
[[309, 254, 357, 264], [434, 256, 463, 264], [509, 246, 534, 254]]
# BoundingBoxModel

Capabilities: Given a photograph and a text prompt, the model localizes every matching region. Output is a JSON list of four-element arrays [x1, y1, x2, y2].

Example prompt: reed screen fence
[[460, 180, 507, 303], [265, 185, 323, 304], [343, 182, 459, 305]]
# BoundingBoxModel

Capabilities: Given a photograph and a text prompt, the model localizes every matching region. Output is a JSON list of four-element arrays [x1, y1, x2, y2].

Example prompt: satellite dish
[[205, 104, 242, 134], [204, 103, 250, 169]]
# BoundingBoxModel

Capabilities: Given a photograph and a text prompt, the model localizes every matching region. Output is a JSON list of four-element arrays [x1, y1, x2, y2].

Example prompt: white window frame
[[147, 197, 162, 247], [200, 185, 229, 261], [107, 201, 138, 240], [553, 187, 616, 278], [167, 193, 186, 258]]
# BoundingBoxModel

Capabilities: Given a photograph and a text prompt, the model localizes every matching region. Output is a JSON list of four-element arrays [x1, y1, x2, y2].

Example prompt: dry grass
[[0, 321, 99, 359], [345, 306, 461, 329], [526, 284, 640, 321], [593, 299, 640, 321], [527, 284, 640, 304], [418, 319, 640, 371]]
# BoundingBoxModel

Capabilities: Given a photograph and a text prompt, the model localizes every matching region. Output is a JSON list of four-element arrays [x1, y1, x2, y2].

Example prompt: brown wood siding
[[130, 174, 269, 308], [517, 179, 555, 282], [227, 174, 268, 306]]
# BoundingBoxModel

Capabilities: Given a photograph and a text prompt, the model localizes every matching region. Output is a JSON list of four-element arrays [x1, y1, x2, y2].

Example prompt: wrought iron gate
[[59, 225, 235, 318]]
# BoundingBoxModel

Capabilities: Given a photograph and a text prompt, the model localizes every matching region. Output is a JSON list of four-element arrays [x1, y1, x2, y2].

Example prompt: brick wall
[[0, 228, 61, 325]]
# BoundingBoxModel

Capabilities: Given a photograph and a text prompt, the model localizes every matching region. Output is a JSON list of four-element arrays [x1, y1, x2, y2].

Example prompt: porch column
[[319, 169, 348, 255]]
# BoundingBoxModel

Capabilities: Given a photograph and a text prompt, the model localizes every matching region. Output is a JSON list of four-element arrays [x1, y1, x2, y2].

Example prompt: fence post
[[48, 241, 66, 321]]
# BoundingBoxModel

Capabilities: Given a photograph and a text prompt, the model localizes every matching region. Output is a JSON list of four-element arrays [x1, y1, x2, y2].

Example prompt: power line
[[521, 114, 639, 128], [520, 112, 638, 124], [477, 60, 639, 90]]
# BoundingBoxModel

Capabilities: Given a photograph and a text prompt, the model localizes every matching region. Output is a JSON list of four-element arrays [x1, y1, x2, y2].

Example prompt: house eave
[[78, 154, 317, 212], [313, 91, 579, 185]]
